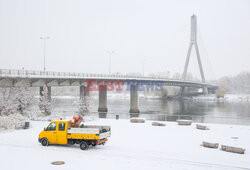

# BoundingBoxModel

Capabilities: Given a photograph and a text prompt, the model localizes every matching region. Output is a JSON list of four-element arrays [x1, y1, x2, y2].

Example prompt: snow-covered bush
[[0, 86, 34, 116], [0, 113, 27, 130], [16, 87, 34, 114]]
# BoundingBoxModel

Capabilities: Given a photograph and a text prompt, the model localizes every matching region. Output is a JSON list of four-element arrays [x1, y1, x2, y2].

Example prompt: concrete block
[[196, 124, 209, 130], [221, 145, 245, 154], [202, 141, 219, 149], [130, 118, 145, 123], [177, 119, 192, 126]]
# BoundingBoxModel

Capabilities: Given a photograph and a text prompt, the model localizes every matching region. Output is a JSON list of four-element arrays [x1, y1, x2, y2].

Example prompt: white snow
[[0, 118, 250, 170]]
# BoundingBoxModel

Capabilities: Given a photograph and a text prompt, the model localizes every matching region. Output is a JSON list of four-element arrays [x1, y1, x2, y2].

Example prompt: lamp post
[[40, 36, 50, 72], [142, 59, 147, 76], [107, 51, 114, 74]]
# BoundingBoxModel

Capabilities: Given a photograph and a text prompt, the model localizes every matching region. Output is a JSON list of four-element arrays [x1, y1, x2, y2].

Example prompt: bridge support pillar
[[203, 86, 208, 95], [80, 85, 89, 99], [180, 86, 187, 97], [39, 85, 51, 102], [98, 85, 108, 112], [129, 85, 140, 113]]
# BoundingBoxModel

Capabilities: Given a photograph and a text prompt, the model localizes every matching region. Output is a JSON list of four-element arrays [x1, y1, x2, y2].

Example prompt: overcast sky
[[0, 0, 249, 80]]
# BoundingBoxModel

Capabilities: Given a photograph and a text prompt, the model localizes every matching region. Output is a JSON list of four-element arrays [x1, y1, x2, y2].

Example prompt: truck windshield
[[47, 123, 57, 131]]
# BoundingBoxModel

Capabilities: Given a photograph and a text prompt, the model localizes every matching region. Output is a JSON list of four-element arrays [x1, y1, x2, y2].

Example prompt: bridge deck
[[0, 69, 217, 88]]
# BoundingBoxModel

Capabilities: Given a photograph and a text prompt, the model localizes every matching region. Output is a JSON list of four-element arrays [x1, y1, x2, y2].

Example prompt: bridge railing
[[0, 68, 176, 79], [0, 69, 215, 86]]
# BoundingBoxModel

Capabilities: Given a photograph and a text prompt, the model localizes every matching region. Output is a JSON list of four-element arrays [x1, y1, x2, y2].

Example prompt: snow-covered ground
[[0, 118, 250, 170]]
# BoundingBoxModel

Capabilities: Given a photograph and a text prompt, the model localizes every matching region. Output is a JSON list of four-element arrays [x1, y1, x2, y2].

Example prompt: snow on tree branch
[[39, 85, 54, 116]]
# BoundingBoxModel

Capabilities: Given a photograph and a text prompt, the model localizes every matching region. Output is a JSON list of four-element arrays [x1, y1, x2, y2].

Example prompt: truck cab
[[39, 121, 69, 145]]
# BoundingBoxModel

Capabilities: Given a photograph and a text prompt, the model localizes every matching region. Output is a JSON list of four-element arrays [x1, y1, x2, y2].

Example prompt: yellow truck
[[38, 120, 111, 150]]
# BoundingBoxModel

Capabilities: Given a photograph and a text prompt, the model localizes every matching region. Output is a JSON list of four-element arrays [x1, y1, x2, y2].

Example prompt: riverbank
[[0, 118, 249, 170], [188, 94, 250, 103]]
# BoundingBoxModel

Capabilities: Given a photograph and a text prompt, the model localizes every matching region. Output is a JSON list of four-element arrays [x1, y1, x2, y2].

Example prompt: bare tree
[[172, 72, 181, 80], [148, 71, 171, 78], [219, 72, 250, 94]]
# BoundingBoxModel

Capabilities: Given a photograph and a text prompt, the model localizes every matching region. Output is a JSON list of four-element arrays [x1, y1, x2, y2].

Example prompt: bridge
[[0, 14, 218, 114], [0, 69, 218, 113]]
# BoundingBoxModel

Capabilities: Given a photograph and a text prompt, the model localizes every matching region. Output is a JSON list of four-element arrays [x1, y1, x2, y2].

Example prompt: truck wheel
[[80, 141, 89, 150], [41, 138, 49, 146]]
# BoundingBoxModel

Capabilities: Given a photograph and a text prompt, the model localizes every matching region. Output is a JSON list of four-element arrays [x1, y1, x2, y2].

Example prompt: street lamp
[[40, 36, 50, 72], [142, 59, 147, 76], [107, 51, 114, 74]]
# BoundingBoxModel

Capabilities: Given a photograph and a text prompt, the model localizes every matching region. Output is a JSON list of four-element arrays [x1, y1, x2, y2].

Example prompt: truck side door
[[46, 122, 57, 144], [56, 122, 68, 145]]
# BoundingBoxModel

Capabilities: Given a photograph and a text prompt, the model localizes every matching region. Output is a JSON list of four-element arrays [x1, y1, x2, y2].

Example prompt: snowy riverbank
[[188, 94, 250, 103], [0, 118, 250, 170]]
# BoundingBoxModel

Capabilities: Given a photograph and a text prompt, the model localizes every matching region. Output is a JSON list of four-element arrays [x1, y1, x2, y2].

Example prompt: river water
[[46, 95, 250, 125]]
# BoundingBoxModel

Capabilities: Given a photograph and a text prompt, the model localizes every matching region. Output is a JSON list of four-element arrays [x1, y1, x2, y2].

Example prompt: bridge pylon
[[182, 14, 208, 95]]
